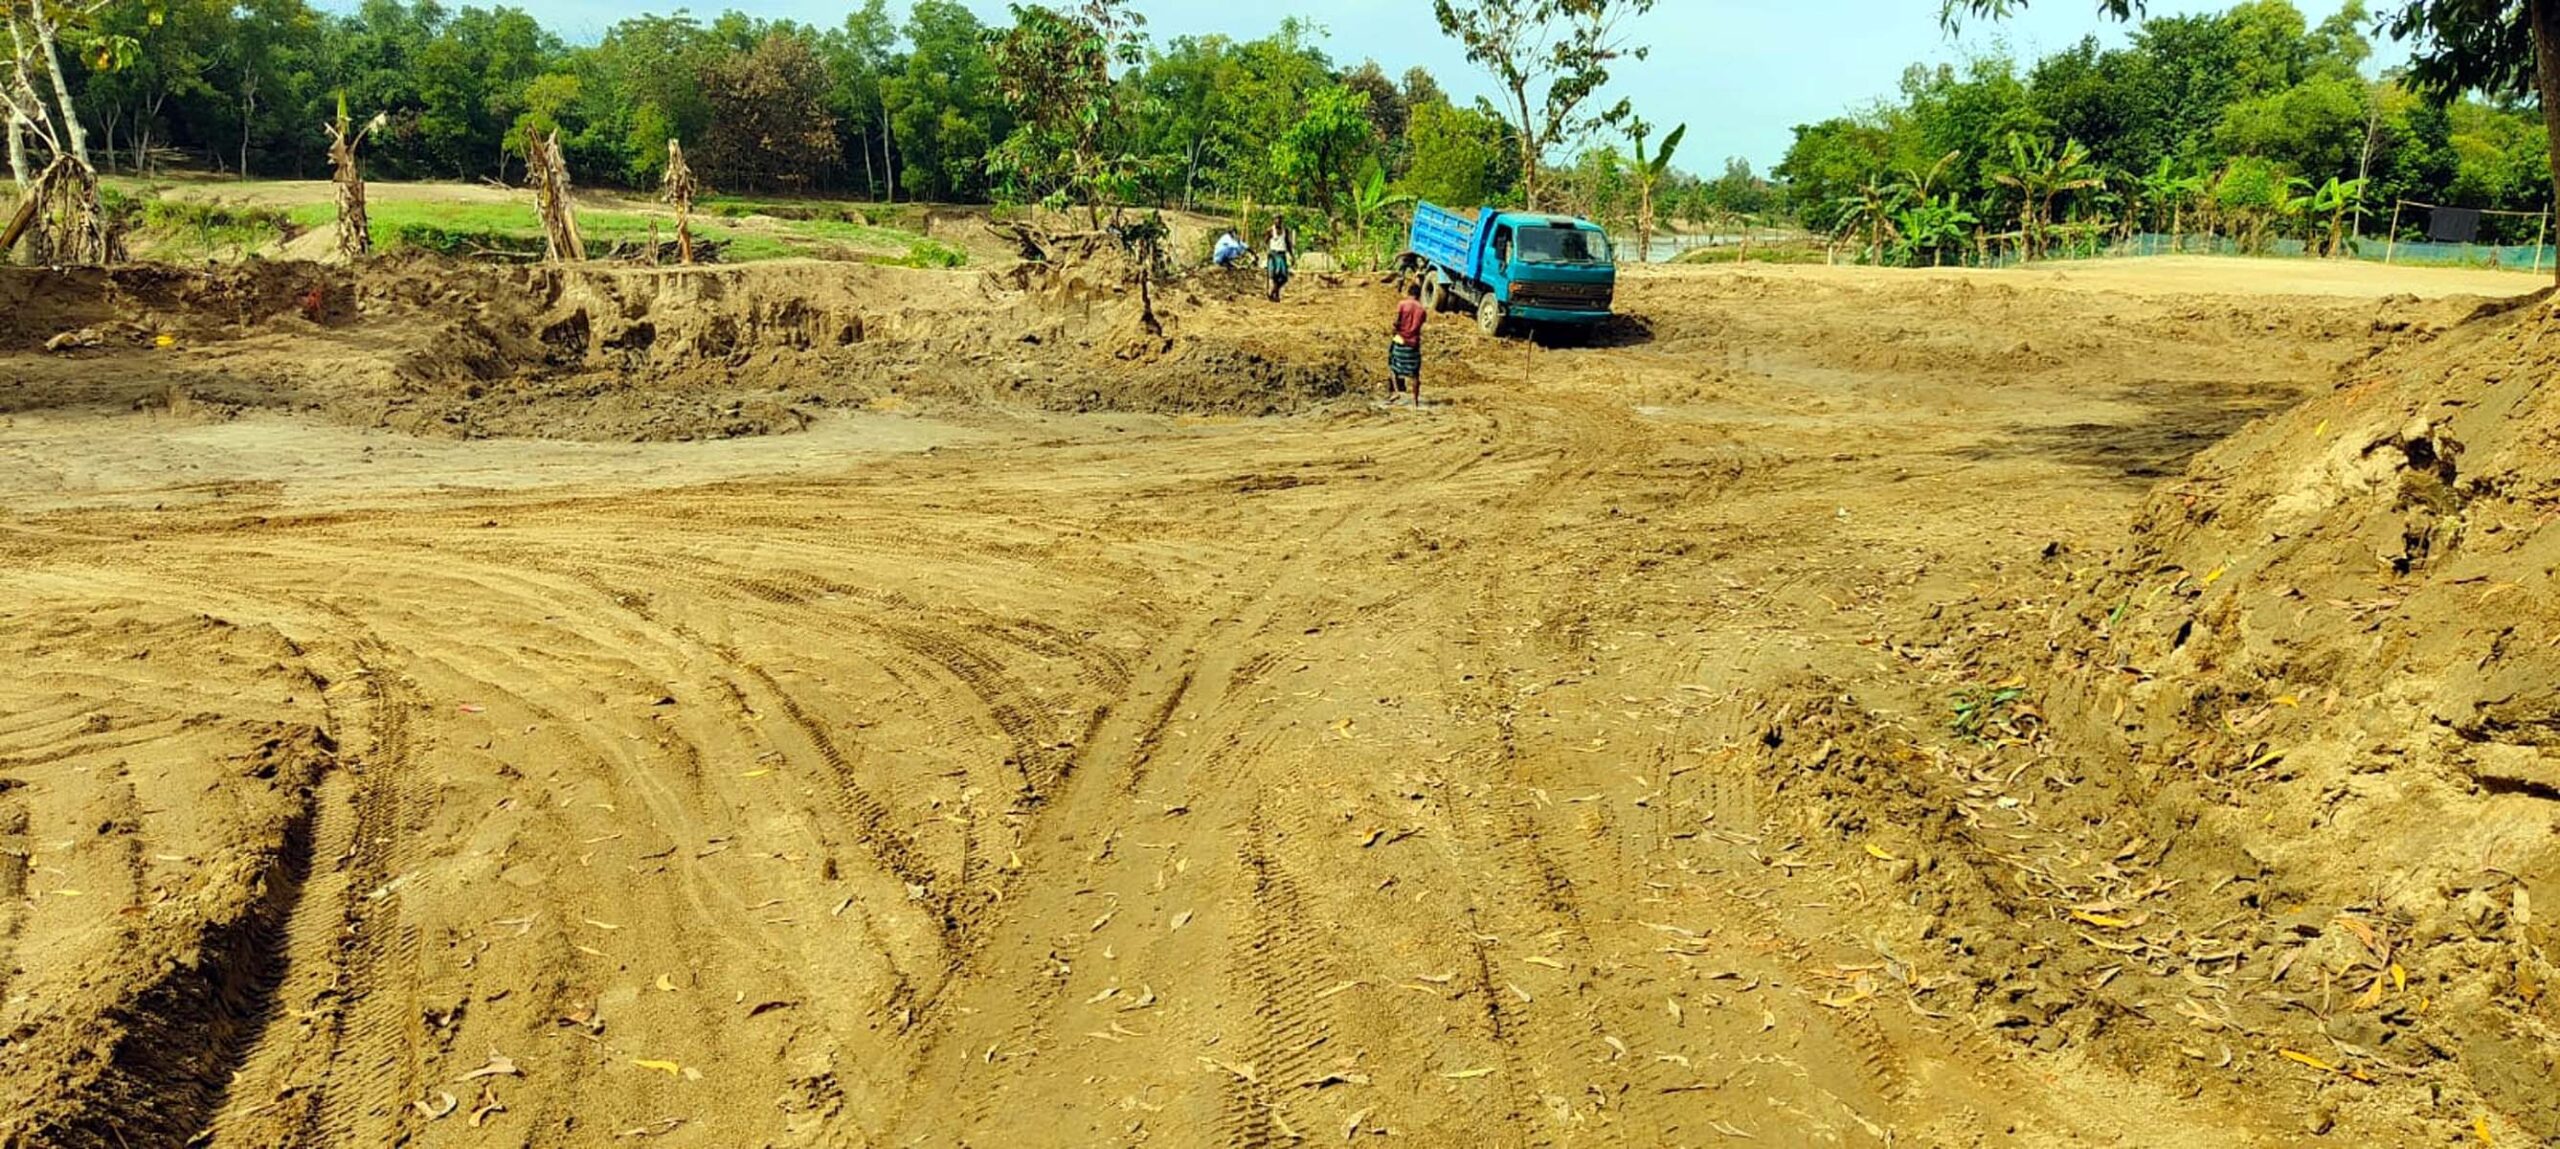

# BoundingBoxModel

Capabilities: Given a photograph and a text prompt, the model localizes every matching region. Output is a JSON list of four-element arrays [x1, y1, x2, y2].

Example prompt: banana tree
[[1892, 195, 1979, 267], [1628, 118, 1686, 264], [1829, 175, 1907, 265], [1348, 160, 1414, 271], [2279, 176, 2316, 249], [1989, 133, 2104, 261], [1891, 149, 1962, 204], [2136, 158, 2207, 252], [2310, 176, 2368, 258]]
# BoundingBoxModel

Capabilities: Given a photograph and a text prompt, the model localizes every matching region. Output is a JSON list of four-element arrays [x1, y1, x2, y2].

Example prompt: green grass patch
[[264, 193, 961, 265], [701, 195, 928, 232], [121, 192, 297, 259]]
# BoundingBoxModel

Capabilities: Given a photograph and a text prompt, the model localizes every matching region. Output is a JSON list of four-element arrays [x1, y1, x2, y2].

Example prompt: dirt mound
[[0, 256, 1369, 441], [0, 262, 351, 352], [2035, 291, 2560, 1134], [1743, 290, 2560, 1143]]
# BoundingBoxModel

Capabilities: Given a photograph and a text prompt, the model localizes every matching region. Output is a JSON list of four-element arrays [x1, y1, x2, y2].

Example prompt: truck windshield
[[1515, 226, 1611, 265]]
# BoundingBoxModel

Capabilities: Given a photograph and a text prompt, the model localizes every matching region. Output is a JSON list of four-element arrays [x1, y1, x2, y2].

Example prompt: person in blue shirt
[[1212, 230, 1248, 268]]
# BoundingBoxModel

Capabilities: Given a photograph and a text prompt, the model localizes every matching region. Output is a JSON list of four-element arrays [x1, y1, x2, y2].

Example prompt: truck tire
[[1477, 295, 1506, 338], [1421, 274, 1445, 313]]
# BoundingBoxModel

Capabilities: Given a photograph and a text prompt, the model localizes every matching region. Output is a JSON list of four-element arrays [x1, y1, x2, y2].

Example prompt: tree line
[[47, 0, 2543, 273], [35, 0, 1769, 253], [1779, 0, 2552, 266]]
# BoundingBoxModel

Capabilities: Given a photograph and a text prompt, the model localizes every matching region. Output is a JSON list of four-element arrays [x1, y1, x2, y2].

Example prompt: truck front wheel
[[1477, 296, 1506, 337]]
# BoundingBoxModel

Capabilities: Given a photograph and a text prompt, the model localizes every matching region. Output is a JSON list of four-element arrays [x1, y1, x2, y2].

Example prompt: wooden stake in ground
[[524, 126, 586, 263], [661, 139, 700, 266], [325, 103, 385, 261]]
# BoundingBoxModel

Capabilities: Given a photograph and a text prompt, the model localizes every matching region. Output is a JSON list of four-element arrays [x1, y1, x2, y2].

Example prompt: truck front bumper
[[1508, 304, 1612, 325]]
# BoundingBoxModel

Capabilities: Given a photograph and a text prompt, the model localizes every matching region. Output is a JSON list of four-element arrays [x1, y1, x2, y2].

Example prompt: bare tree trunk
[[661, 138, 698, 265], [1183, 136, 1200, 210], [6, 13, 61, 154], [1637, 180, 1653, 264], [880, 106, 895, 204], [142, 90, 167, 175], [527, 127, 586, 263], [329, 117, 372, 260], [239, 77, 255, 179], [7, 110, 25, 189], [1511, 84, 1539, 210], [2536, 0, 2560, 287], [860, 128, 876, 200], [26, 1, 84, 168]]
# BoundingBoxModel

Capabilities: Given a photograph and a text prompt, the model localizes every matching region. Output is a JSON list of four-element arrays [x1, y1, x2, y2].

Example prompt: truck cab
[[1407, 202, 1617, 336]]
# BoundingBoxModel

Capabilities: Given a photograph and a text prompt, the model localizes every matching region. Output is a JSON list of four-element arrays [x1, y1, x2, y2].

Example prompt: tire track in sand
[[1214, 806, 1338, 1148], [298, 635, 430, 1148]]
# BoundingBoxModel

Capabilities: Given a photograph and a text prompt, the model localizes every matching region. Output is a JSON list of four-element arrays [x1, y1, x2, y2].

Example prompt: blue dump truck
[[1406, 201, 1617, 337]]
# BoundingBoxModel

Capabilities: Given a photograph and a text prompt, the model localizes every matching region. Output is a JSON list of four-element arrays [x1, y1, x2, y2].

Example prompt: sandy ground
[[0, 255, 2541, 1148], [1709, 254, 2545, 298]]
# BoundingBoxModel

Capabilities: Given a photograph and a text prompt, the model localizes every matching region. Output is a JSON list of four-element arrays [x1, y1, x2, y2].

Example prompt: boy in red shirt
[[1388, 279, 1427, 406]]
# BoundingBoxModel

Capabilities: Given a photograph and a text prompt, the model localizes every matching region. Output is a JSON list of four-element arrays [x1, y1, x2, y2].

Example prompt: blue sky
[[503, 0, 2401, 172]]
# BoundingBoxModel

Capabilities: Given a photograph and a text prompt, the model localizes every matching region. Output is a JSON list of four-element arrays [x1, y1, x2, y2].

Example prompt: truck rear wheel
[[1421, 275, 1445, 313], [1477, 296, 1506, 337]]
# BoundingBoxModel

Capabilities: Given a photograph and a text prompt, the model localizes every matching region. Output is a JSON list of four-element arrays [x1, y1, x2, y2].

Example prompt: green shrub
[[383, 221, 543, 257], [884, 238, 967, 268]]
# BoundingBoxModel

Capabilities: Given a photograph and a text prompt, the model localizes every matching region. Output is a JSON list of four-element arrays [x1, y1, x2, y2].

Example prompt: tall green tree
[[1775, 114, 1896, 230], [819, 0, 895, 198], [888, 0, 1004, 201], [1431, 0, 1655, 209], [1401, 95, 1514, 207], [1269, 82, 1374, 220], [1338, 60, 1409, 166], [700, 30, 840, 192], [413, 5, 553, 180], [1130, 34, 1238, 207], [76, 0, 222, 173], [576, 14, 715, 185], [1711, 155, 1769, 215], [1952, 0, 2560, 284], [218, 0, 323, 177], [986, 0, 1145, 218]]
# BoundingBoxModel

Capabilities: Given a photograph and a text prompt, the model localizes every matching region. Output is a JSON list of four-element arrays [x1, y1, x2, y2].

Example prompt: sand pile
[[1736, 291, 2560, 1141], [2037, 291, 2560, 1132]]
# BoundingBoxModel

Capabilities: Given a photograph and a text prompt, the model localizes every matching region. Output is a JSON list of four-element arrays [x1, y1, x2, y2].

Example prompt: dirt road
[[0, 256, 2532, 1147]]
